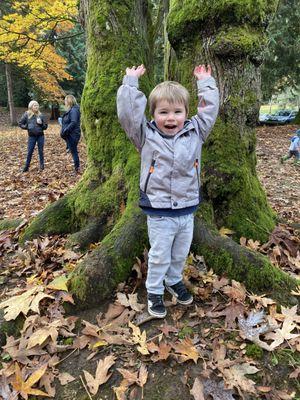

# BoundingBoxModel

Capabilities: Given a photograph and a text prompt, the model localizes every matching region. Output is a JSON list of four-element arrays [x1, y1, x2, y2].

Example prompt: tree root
[[21, 196, 75, 242], [66, 217, 108, 251], [68, 206, 148, 309], [0, 218, 24, 231], [193, 217, 299, 305]]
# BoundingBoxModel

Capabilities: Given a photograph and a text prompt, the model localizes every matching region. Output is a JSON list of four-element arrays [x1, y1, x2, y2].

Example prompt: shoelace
[[150, 295, 164, 306], [172, 282, 187, 297]]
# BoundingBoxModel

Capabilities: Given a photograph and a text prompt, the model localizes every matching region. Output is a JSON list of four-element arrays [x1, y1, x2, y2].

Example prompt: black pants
[[65, 134, 80, 170], [25, 135, 44, 169]]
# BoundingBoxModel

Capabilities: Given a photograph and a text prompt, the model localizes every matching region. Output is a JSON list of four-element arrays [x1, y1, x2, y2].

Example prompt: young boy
[[281, 129, 300, 165], [117, 64, 219, 318]]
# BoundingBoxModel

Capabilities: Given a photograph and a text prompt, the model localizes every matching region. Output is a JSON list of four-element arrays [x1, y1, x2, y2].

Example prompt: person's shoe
[[280, 155, 289, 163], [22, 167, 29, 172], [147, 293, 166, 318], [165, 281, 193, 305], [39, 165, 44, 171]]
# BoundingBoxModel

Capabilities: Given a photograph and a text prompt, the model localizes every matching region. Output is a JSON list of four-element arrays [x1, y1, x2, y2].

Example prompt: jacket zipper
[[144, 158, 156, 193], [194, 159, 200, 199]]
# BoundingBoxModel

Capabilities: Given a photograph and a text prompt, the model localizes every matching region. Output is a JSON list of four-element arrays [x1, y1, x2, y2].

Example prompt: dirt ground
[[0, 112, 299, 400]]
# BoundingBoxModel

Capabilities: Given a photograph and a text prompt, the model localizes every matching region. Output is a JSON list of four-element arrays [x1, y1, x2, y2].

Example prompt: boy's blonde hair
[[65, 94, 77, 110], [27, 100, 41, 118], [149, 81, 190, 116]]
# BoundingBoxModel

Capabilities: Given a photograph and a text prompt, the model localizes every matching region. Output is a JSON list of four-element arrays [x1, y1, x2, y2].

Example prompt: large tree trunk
[[21, 0, 298, 307], [5, 63, 17, 126], [167, 0, 279, 242]]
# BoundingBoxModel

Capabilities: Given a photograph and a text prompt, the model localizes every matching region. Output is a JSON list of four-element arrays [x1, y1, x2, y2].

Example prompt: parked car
[[264, 110, 297, 125], [258, 113, 270, 124]]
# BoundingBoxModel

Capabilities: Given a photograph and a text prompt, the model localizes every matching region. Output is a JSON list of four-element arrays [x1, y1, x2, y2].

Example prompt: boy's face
[[153, 100, 187, 136]]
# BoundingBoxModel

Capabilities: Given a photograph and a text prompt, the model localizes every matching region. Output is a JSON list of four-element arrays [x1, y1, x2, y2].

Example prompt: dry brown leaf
[[128, 321, 149, 355], [0, 287, 45, 321], [117, 369, 138, 385], [222, 363, 259, 394], [265, 319, 300, 350], [238, 310, 274, 351], [11, 363, 51, 399], [222, 280, 246, 302], [116, 292, 144, 312], [147, 341, 171, 362], [190, 377, 205, 400], [248, 293, 276, 308], [58, 372, 76, 385], [172, 337, 200, 363], [27, 326, 58, 349], [83, 355, 115, 395], [137, 364, 148, 387]]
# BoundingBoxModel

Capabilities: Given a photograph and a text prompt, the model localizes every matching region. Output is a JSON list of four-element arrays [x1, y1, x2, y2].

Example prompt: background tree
[[0, 63, 31, 108], [0, 0, 81, 123], [20, 0, 298, 307], [261, 0, 300, 100], [56, 24, 86, 100]]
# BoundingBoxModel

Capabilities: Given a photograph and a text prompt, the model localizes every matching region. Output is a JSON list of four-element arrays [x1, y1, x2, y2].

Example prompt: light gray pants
[[146, 214, 194, 295]]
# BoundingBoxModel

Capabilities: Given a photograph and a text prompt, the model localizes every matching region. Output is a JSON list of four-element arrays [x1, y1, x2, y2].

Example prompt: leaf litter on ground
[[0, 117, 299, 398]]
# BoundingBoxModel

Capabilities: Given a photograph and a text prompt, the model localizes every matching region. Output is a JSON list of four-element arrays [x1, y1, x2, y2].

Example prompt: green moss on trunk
[[167, 0, 277, 241], [193, 219, 298, 305], [68, 205, 147, 307], [0, 218, 24, 231]]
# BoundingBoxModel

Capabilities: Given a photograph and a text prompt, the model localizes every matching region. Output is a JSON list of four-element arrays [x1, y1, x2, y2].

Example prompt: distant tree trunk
[[50, 102, 60, 120], [20, 0, 299, 307], [5, 63, 17, 126], [294, 108, 300, 124]]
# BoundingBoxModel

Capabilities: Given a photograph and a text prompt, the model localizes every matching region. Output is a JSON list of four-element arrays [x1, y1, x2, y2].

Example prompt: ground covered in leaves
[[0, 113, 299, 400], [0, 108, 86, 220]]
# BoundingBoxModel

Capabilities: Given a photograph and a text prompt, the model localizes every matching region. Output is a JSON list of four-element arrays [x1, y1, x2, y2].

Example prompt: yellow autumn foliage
[[0, 0, 79, 99]]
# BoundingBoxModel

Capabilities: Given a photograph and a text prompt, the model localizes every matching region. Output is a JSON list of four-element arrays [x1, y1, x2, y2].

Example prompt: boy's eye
[[175, 110, 183, 114]]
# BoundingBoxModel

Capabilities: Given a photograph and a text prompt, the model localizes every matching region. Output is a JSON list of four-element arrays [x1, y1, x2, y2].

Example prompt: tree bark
[[21, 0, 299, 307], [167, 0, 280, 242], [5, 63, 17, 126]]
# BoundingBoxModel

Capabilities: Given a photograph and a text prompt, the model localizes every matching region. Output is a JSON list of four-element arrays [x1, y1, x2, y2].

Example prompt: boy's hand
[[193, 64, 212, 80], [126, 64, 146, 78]]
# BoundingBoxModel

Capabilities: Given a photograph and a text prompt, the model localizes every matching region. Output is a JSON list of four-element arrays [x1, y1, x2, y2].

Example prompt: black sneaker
[[165, 281, 193, 305], [147, 293, 166, 318]]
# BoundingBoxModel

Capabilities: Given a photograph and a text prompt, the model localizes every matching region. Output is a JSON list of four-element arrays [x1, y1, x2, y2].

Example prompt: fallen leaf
[[47, 275, 69, 291], [172, 337, 200, 363], [83, 355, 115, 395], [11, 363, 50, 399], [190, 377, 205, 400], [222, 363, 259, 394], [128, 321, 149, 355], [58, 372, 76, 385]]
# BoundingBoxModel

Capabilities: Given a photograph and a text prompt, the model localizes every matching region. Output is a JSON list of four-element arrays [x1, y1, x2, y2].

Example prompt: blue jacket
[[61, 105, 81, 138], [19, 112, 48, 136]]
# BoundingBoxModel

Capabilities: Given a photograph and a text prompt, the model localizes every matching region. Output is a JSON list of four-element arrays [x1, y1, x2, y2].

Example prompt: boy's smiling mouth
[[164, 124, 177, 129]]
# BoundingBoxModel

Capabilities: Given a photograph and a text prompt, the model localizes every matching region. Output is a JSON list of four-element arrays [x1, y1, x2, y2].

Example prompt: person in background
[[280, 129, 300, 166], [19, 100, 48, 172], [61, 95, 81, 173]]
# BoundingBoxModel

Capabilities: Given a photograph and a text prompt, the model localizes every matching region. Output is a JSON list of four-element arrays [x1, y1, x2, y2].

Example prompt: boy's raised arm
[[117, 64, 147, 152], [191, 64, 219, 142]]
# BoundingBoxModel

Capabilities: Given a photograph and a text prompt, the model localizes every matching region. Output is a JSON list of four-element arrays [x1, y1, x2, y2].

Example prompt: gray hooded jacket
[[117, 75, 219, 210]]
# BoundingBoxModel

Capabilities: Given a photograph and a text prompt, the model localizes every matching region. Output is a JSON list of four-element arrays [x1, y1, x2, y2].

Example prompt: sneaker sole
[[147, 306, 167, 318], [165, 286, 193, 305]]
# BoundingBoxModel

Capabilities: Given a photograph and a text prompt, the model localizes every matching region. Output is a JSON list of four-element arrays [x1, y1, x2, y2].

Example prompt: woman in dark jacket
[[19, 100, 48, 172], [61, 95, 81, 173]]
